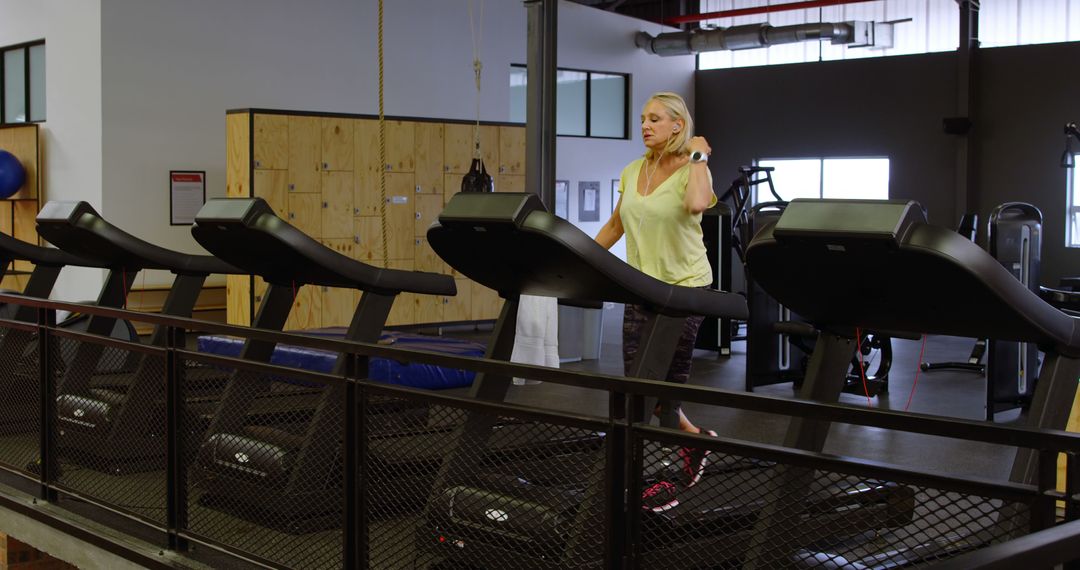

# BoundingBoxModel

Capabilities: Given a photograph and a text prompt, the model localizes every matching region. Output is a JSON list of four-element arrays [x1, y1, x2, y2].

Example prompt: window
[[509, 64, 628, 139], [981, 0, 1080, 49], [755, 157, 890, 203], [698, 0, 959, 71], [1, 40, 46, 124], [1068, 157, 1080, 247]]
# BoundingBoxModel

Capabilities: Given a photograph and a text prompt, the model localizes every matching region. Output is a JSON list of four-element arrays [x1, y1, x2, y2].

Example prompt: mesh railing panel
[[0, 326, 41, 475], [185, 363, 344, 570], [52, 336, 167, 524], [636, 437, 1034, 569], [380, 397, 609, 569]]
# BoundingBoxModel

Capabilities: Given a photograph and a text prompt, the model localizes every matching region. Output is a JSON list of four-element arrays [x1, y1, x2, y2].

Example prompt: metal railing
[[0, 292, 1076, 569]]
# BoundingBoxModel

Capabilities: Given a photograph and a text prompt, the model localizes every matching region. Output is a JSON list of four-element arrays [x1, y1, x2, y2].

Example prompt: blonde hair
[[643, 91, 694, 160]]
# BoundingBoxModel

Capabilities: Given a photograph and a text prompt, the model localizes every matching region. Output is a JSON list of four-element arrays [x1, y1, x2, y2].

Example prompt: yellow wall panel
[[499, 126, 525, 176], [253, 170, 288, 219], [321, 171, 353, 239], [288, 115, 321, 193], [385, 121, 415, 173], [415, 122, 444, 195], [288, 193, 321, 237], [226, 113, 250, 198], [253, 114, 288, 170], [321, 117, 354, 172], [414, 193, 444, 237]]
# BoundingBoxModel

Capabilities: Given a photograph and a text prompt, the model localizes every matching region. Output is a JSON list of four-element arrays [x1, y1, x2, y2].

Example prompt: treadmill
[[33, 201, 246, 473], [421, 192, 782, 569], [0, 231, 112, 434], [741, 198, 1080, 568], [189, 197, 459, 531]]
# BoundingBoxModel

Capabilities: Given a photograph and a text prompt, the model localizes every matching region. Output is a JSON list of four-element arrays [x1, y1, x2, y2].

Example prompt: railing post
[[344, 353, 364, 569], [607, 391, 632, 569], [37, 307, 56, 502], [165, 325, 188, 552], [1032, 449, 1058, 533]]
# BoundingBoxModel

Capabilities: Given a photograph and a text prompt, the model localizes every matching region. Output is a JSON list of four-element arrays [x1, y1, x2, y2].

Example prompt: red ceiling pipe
[[664, 0, 880, 25]]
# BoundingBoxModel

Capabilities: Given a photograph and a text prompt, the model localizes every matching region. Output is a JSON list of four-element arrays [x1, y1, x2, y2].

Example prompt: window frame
[[754, 155, 891, 203], [1068, 158, 1080, 248], [510, 63, 629, 140], [1, 39, 46, 126]]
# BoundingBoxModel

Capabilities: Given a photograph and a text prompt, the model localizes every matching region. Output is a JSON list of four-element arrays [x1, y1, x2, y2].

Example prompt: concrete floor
[[501, 309, 1026, 482]]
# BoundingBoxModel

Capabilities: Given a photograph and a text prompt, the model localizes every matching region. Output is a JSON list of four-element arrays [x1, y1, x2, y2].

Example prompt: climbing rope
[[377, 0, 390, 264], [468, 0, 484, 160]]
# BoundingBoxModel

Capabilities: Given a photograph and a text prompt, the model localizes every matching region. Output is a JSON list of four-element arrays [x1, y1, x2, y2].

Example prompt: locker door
[[415, 122, 445, 195], [253, 114, 288, 170], [287, 115, 321, 194], [321, 171, 353, 239], [321, 117, 354, 172]]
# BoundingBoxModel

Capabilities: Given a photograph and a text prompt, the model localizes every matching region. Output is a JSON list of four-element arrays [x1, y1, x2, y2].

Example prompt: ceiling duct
[[636, 20, 906, 56]]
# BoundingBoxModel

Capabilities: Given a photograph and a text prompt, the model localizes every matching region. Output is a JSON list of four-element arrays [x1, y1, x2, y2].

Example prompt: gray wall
[[94, 0, 692, 289], [978, 41, 1080, 286], [696, 42, 1080, 285]]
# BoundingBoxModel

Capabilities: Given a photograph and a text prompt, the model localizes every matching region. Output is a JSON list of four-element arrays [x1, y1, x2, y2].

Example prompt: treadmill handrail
[[428, 192, 748, 320], [192, 198, 455, 296], [746, 201, 1080, 356], [0, 231, 106, 268], [36, 201, 242, 276]]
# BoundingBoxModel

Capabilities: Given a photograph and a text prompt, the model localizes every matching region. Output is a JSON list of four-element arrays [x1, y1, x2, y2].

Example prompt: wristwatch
[[690, 150, 708, 164]]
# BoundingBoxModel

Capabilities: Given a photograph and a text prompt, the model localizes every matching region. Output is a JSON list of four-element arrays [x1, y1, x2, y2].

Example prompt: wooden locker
[[384, 173, 416, 261], [13, 200, 37, 245], [443, 278, 472, 322], [414, 193, 444, 237], [444, 123, 498, 175], [416, 292, 443, 325], [253, 170, 288, 219], [286, 284, 322, 331], [498, 126, 525, 176], [320, 239, 359, 327], [497, 174, 525, 193], [321, 171, 353, 239], [253, 114, 288, 170], [288, 193, 322, 237], [0, 201, 11, 235], [385, 120, 415, 173], [471, 283, 502, 321], [321, 117, 354, 172], [415, 122, 444, 195], [226, 113, 251, 198], [385, 259, 415, 326], [226, 275, 251, 326], [353, 216, 385, 265], [354, 119, 381, 217], [5, 126, 38, 199], [288, 115, 321, 194], [414, 236, 447, 275]]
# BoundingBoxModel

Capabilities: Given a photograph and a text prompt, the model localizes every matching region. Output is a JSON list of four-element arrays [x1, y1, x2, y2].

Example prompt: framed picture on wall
[[578, 180, 600, 222], [169, 170, 206, 226], [611, 178, 620, 214], [555, 180, 569, 219]]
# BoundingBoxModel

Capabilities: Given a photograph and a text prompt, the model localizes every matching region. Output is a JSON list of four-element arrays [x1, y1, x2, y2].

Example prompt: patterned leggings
[[622, 303, 705, 419]]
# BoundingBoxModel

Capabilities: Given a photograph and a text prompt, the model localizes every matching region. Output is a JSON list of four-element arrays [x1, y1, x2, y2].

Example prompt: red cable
[[905, 335, 927, 412], [855, 327, 872, 407]]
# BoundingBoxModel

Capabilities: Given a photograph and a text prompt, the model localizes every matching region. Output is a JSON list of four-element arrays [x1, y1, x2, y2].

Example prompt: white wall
[[1, 0, 105, 301], [12, 0, 693, 294]]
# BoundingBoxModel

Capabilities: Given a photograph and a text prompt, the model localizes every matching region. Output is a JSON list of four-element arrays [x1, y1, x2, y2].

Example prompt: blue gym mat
[[197, 328, 485, 390]]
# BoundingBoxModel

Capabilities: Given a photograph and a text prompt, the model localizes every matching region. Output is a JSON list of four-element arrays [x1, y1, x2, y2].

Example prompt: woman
[[595, 91, 717, 512]]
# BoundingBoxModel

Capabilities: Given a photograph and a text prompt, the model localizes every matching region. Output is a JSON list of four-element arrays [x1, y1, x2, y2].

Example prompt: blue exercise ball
[[0, 150, 26, 198]]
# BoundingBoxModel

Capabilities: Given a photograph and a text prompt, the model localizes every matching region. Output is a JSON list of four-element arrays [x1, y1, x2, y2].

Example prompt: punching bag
[[460, 158, 493, 193]]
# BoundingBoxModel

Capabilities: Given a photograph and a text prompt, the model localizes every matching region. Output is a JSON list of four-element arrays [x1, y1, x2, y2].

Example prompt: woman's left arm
[[684, 136, 715, 214]]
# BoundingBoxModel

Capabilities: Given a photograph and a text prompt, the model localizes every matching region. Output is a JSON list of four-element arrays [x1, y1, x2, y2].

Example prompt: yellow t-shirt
[[619, 157, 717, 287]]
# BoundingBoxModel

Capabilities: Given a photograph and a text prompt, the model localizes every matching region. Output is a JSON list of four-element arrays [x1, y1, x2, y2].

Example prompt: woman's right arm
[[594, 194, 625, 250]]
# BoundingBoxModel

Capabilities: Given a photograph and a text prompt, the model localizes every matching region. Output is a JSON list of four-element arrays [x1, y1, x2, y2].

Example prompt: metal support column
[[954, 0, 980, 219], [525, 0, 557, 210]]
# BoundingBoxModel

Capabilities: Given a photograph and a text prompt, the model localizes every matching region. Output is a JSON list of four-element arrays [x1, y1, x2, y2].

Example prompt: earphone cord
[[638, 149, 666, 238]]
